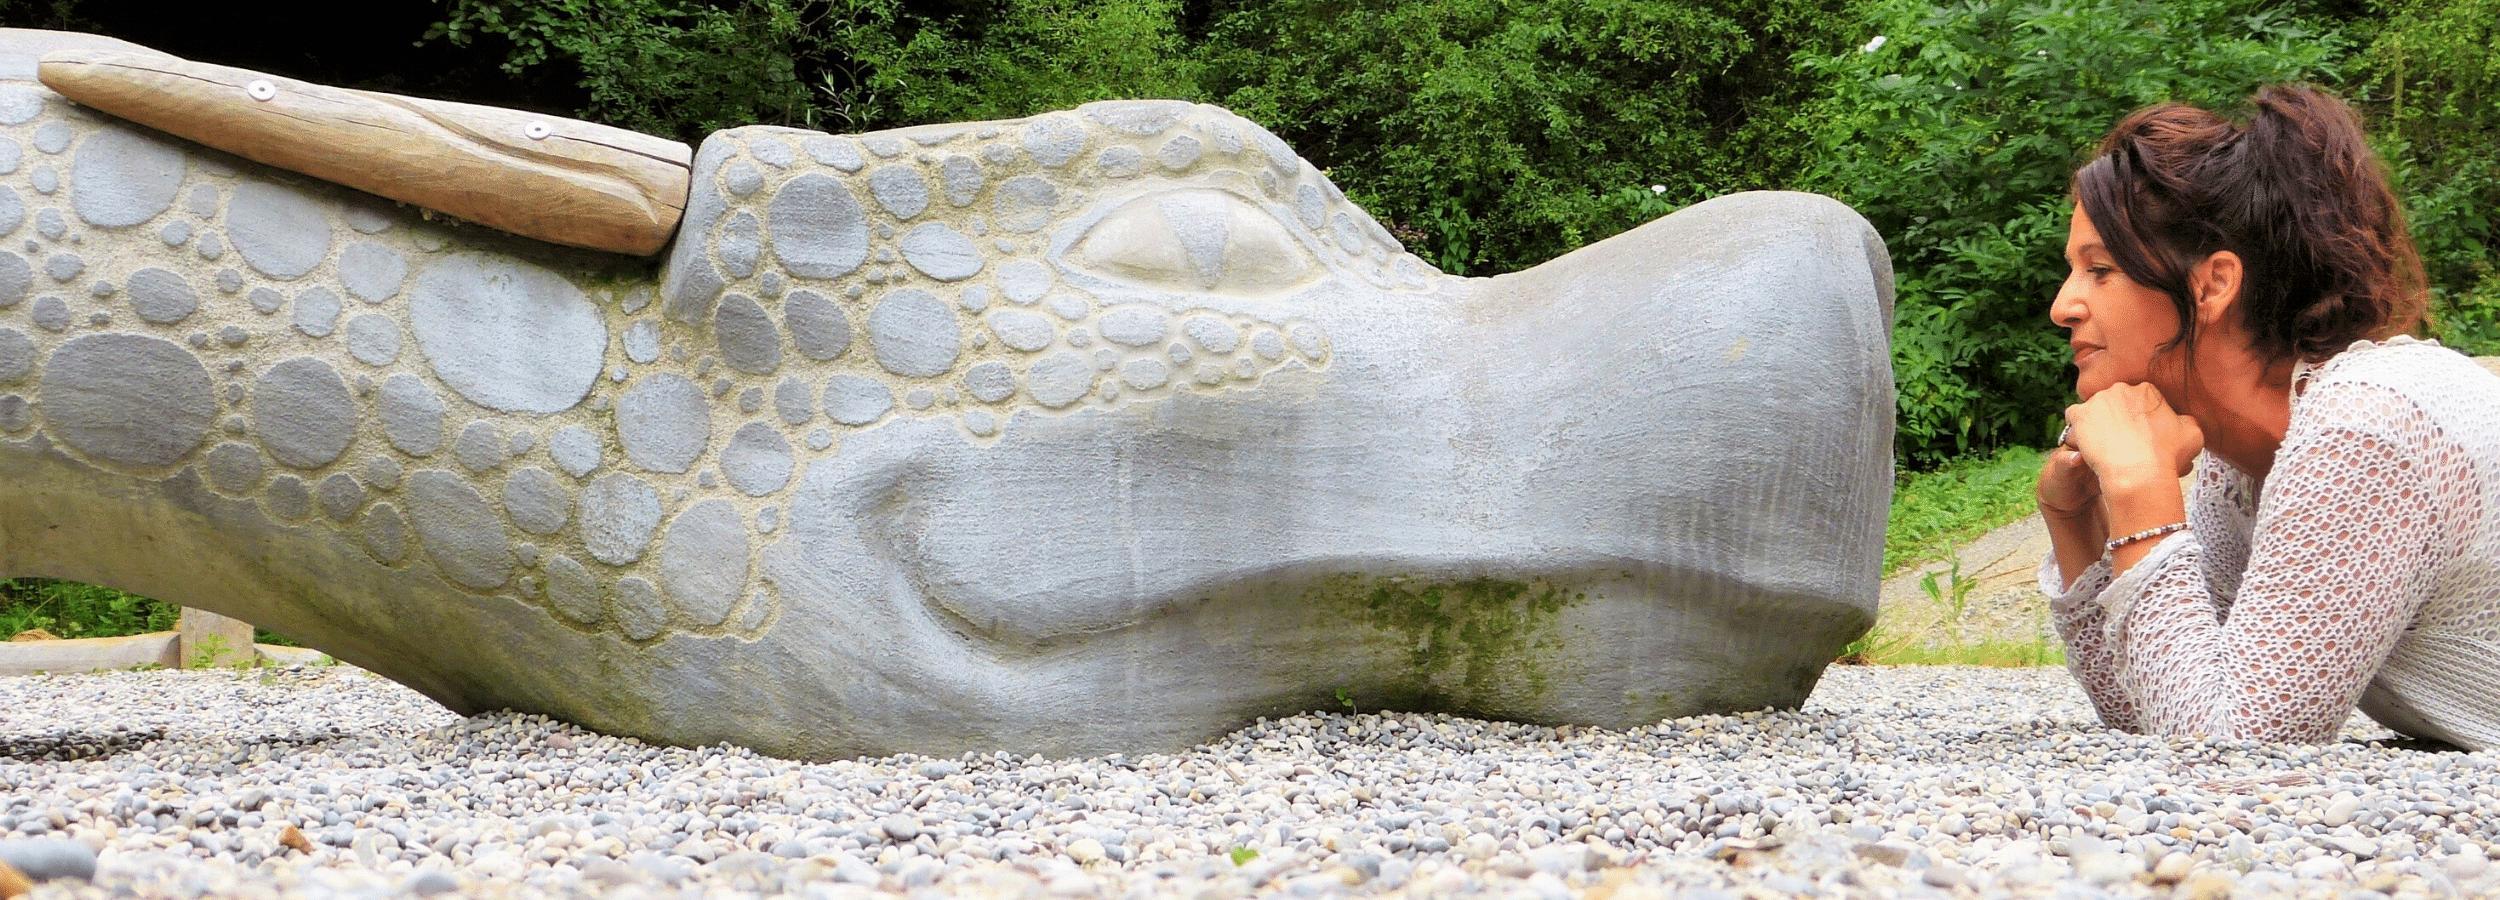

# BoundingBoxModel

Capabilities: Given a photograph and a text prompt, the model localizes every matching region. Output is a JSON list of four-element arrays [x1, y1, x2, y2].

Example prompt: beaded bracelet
[[2105, 522, 2188, 554]]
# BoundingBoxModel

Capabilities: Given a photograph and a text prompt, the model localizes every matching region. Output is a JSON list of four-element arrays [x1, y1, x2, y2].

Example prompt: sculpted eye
[[1068, 190, 1317, 295]]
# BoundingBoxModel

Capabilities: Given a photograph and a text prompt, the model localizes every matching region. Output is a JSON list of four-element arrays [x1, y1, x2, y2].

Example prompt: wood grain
[[38, 48, 692, 256]]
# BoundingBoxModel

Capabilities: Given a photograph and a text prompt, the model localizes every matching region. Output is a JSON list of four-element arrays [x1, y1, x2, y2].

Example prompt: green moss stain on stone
[[1305, 574, 1586, 708]]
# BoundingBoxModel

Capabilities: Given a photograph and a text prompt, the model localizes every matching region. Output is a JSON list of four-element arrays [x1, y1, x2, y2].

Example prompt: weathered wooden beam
[[38, 48, 691, 256]]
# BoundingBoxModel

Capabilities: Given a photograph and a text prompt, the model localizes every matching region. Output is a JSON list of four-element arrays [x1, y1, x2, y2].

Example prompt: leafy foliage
[[427, 0, 843, 140], [873, 0, 1206, 124], [0, 579, 295, 647], [424, 0, 1209, 143], [1199, 0, 1849, 276], [2359, 0, 2500, 354], [1793, 0, 2348, 465], [0, 578, 179, 639]]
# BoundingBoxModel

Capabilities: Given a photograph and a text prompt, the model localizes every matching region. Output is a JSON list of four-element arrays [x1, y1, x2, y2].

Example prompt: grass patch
[[1884, 444, 2047, 577], [1838, 444, 2064, 667], [1839, 624, 2065, 667]]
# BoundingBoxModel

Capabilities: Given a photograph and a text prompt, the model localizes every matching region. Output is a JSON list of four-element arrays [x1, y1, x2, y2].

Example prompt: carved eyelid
[[1066, 189, 1317, 296]]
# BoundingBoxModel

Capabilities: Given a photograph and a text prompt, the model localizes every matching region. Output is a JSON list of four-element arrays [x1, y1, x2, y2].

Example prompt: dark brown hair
[[2072, 84, 2426, 362]]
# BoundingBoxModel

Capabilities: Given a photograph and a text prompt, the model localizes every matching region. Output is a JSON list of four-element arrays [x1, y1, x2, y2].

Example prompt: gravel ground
[[4, 663, 2497, 898]]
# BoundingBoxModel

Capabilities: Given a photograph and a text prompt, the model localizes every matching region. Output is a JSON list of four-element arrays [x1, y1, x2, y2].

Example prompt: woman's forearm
[[2045, 504, 2108, 591], [2100, 469, 2192, 578]]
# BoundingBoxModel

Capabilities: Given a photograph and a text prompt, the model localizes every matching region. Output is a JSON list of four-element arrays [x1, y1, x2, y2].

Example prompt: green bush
[[0, 578, 179, 639], [427, 0, 820, 140], [1793, 0, 2347, 466], [425, 0, 1209, 144], [2359, 0, 2500, 355], [1200, 0, 1850, 276], [427, 0, 1846, 279], [873, 0, 1205, 124], [2, 579, 299, 646]]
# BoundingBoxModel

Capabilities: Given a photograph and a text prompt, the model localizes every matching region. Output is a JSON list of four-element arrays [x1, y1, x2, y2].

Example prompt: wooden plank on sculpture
[[37, 49, 691, 256]]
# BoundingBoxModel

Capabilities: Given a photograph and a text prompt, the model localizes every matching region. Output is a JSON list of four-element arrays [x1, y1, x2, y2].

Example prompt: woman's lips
[[2074, 347, 2102, 368]]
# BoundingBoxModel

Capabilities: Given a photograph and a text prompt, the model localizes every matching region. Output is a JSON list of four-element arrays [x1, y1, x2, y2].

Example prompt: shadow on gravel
[[2, 727, 166, 762], [2354, 735, 2465, 753], [2, 728, 357, 762]]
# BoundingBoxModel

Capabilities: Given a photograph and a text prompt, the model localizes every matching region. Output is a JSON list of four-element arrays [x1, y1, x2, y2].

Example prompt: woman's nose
[[2049, 279, 2087, 328]]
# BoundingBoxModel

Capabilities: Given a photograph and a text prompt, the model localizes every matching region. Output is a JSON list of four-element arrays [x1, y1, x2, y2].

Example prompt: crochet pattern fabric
[[2041, 338, 2500, 749]]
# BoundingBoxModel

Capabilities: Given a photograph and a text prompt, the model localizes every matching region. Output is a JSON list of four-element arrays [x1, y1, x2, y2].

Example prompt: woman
[[2038, 83, 2500, 749]]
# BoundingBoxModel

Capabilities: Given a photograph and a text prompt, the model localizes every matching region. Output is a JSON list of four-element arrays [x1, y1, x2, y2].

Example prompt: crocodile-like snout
[[0, 40, 1893, 758]]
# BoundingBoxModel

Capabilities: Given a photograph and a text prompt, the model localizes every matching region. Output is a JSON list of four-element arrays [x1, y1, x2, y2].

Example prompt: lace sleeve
[[2100, 401, 2446, 742], [2186, 457, 2257, 612], [2042, 551, 2137, 731], [2040, 455, 2241, 733]]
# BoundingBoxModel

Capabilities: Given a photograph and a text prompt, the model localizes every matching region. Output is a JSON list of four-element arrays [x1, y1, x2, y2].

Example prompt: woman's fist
[[2064, 382, 2205, 489], [2037, 444, 2102, 521]]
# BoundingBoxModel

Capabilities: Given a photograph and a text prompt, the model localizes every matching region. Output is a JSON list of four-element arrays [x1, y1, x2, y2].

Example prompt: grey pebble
[[0, 837, 97, 881]]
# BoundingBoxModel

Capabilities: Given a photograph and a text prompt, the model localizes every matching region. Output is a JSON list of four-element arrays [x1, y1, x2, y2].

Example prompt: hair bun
[[2074, 84, 2426, 361]]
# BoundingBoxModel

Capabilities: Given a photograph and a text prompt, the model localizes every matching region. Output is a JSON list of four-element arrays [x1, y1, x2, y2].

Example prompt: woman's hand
[[2036, 444, 2101, 521], [2062, 382, 2204, 491], [2033, 383, 2200, 581]]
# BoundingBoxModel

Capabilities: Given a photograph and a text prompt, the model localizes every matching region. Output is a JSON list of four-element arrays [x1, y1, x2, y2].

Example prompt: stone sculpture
[[0, 29, 1896, 759]]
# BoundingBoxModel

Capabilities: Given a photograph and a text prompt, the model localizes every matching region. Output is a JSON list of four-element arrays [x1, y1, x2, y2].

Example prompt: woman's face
[[2051, 207, 2185, 399]]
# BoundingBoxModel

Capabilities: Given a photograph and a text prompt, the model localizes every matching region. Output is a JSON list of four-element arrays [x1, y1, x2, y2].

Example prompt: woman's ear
[[2192, 251, 2244, 326]]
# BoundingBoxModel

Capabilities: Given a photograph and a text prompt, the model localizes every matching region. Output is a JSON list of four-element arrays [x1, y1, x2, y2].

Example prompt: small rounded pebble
[[124, 268, 198, 325], [985, 309, 1055, 353], [291, 287, 341, 338], [549, 425, 603, 478], [345, 314, 402, 366], [867, 289, 961, 377], [722, 422, 795, 496], [615, 374, 712, 474], [69, 130, 184, 228], [898, 223, 983, 282], [578, 473, 663, 565], [822, 375, 893, 426], [226, 181, 333, 280], [0, 837, 98, 882], [868, 166, 930, 220], [1024, 352, 1095, 409]]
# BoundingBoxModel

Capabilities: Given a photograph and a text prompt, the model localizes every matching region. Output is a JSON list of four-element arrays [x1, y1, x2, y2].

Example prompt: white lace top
[[2040, 337, 2500, 749]]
